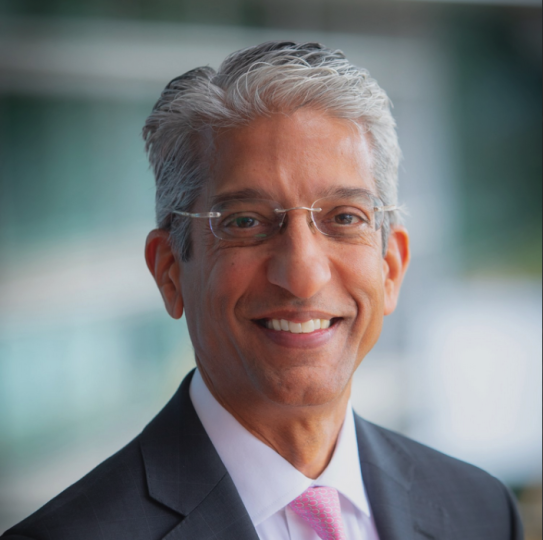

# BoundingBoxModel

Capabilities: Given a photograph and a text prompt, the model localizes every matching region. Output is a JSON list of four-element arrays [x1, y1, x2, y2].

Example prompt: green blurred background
[[0, 0, 541, 537]]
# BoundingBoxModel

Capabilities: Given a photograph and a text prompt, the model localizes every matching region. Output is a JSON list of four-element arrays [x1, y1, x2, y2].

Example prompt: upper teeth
[[266, 319, 331, 333]]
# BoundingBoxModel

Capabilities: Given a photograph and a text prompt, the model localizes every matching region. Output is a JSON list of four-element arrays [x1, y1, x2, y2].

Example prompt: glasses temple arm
[[374, 204, 398, 213], [171, 210, 221, 218]]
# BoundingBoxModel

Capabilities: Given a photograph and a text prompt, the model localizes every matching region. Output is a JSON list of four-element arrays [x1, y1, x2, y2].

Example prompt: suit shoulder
[[355, 416, 523, 537], [2, 438, 178, 540], [355, 415, 519, 505], [360, 417, 497, 481], [358, 417, 523, 522]]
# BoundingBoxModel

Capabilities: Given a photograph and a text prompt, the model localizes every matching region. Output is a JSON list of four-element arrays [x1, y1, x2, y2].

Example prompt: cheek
[[337, 286, 383, 368], [339, 253, 386, 348], [337, 247, 385, 303], [198, 249, 261, 321], [182, 259, 236, 362]]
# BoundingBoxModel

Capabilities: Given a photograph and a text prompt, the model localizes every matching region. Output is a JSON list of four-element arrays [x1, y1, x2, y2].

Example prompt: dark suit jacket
[[2, 370, 524, 540]]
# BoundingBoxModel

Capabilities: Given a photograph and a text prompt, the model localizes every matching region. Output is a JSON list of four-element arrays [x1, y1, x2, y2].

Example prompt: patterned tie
[[289, 486, 347, 540]]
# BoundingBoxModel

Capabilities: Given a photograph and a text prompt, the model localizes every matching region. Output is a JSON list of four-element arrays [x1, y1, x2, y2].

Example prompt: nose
[[266, 211, 332, 299]]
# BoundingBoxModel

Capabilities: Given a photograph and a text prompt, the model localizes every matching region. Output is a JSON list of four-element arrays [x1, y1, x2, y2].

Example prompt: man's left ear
[[383, 226, 410, 316]]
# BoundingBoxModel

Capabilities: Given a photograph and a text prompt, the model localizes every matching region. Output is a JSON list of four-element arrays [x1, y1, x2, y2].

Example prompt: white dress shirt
[[190, 369, 380, 540]]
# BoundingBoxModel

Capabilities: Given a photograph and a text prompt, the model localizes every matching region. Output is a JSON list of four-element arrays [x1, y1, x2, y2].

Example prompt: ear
[[382, 226, 410, 316], [145, 229, 184, 320]]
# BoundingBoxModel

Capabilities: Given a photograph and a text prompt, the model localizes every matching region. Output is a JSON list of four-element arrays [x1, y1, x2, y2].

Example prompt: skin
[[146, 108, 410, 478]]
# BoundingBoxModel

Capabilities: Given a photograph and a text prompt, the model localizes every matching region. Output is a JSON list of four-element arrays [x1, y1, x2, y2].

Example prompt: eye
[[216, 210, 277, 239], [334, 213, 361, 225], [232, 216, 259, 228], [325, 207, 370, 227], [222, 213, 262, 229]]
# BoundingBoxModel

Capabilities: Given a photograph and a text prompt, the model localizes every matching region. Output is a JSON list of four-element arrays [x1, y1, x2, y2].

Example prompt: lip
[[250, 310, 340, 324], [254, 318, 340, 349]]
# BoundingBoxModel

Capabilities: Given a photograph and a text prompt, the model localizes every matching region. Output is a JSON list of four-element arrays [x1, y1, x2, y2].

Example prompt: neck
[[198, 366, 351, 479]]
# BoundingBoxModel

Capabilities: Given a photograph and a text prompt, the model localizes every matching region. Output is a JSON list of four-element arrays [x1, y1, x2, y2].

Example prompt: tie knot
[[289, 486, 346, 540]]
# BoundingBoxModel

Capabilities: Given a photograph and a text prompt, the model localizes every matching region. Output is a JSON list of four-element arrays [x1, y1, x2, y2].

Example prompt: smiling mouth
[[256, 318, 340, 334]]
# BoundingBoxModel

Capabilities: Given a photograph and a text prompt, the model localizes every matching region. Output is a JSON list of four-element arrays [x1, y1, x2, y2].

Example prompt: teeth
[[301, 320, 315, 333], [265, 318, 332, 334], [289, 322, 303, 334]]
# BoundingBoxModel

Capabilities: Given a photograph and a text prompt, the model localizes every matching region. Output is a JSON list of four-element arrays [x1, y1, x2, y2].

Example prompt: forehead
[[206, 108, 375, 203]]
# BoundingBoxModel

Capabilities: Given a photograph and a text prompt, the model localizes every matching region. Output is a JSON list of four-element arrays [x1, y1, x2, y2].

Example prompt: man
[[2, 41, 523, 540]]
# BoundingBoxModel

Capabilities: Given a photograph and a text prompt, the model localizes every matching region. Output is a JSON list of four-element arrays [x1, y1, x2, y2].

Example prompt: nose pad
[[276, 207, 320, 235]]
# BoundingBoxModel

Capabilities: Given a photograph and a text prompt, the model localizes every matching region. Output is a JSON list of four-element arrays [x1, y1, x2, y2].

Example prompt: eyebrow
[[210, 186, 377, 206], [210, 188, 275, 206], [319, 186, 377, 200]]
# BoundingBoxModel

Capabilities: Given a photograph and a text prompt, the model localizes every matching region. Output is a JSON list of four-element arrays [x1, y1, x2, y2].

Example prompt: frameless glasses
[[171, 193, 397, 244]]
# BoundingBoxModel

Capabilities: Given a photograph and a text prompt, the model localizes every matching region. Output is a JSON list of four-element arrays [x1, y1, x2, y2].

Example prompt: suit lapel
[[355, 417, 448, 540], [140, 371, 259, 540], [140, 372, 448, 540], [164, 474, 261, 540]]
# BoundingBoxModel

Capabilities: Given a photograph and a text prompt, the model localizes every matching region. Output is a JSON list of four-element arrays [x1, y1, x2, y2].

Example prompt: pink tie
[[289, 486, 347, 540]]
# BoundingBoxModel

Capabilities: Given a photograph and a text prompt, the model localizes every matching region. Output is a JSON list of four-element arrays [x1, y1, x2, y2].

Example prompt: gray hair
[[143, 41, 401, 260]]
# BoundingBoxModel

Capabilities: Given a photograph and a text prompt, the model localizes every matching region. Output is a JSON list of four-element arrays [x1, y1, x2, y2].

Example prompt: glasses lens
[[210, 199, 282, 241], [312, 195, 380, 238]]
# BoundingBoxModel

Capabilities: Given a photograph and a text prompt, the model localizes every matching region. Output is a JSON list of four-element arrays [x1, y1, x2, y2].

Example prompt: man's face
[[176, 109, 406, 409]]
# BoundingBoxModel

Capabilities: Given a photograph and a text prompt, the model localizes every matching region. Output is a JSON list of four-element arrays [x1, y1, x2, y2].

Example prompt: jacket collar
[[139, 370, 448, 540], [354, 416, 450, 540], [139, 370, 259, 540]]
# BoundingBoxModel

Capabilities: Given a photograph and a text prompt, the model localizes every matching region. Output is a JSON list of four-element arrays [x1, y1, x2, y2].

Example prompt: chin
[[253, 364, 353, 408]]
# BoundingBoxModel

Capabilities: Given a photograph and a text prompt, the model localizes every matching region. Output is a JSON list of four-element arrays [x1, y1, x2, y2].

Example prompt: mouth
[[256, 317, 340, 334]]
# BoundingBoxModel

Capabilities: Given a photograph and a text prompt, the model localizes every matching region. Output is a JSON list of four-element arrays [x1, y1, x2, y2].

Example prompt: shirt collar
[[190, 369, 371, 526]]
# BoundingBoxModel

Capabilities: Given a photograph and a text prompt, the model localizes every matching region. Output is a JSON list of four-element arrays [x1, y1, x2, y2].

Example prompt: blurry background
[[0, 0, 541, 536]]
